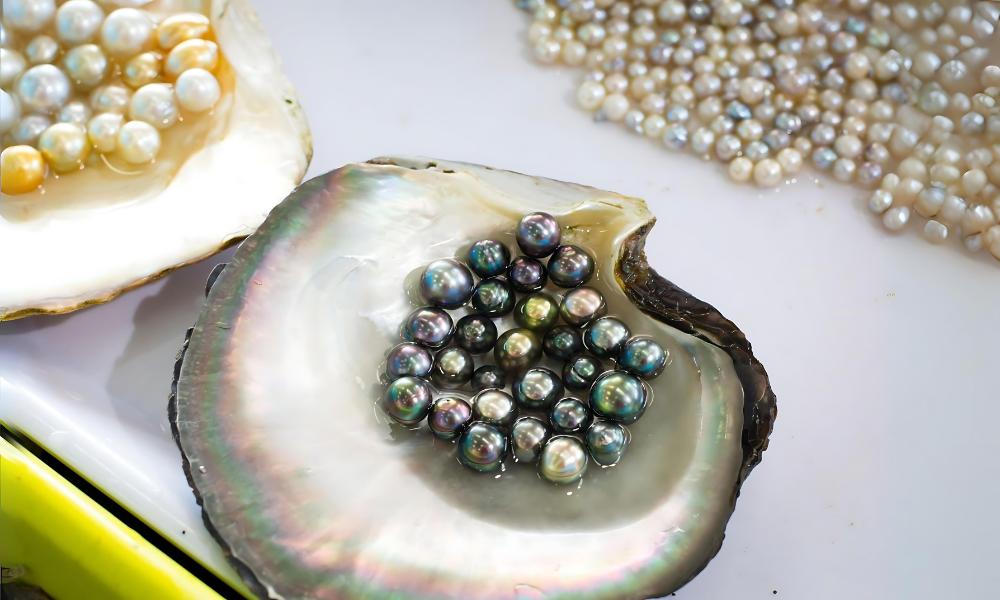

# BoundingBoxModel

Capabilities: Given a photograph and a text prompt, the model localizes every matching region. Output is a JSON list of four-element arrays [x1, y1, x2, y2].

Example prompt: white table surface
[[2, 2, 998, 598]]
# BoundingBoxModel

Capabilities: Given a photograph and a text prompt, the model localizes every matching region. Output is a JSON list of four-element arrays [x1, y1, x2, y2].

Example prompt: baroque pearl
[[507, 255, 547, 292], [511, 416, 550, 463], [55, 0, 104, 45], [586, 420, 630, 466], [100, 8, 153, 57], [116, 119, 159, 164], [420, 258, 474, 309], [547, 244, 595, 287], [156, 12, 211, 50], [494, 328, 542, 373], [538, 436, 588, 485], [590, 370, 648, 424], [380, 376, 433, 427], [164, 38, 218, 79], [516, 212, 562, 257], [513, 367, 563, 409], [549, 397, 592, 434], [431, 347, 474, 388], [458, 422, 507, 473], [1, 145, 46, 194], [470, 277, 516, 317], [543, 325, 584, 360], [385, 342, 433, 380], [471, 389, 518, 430], [122, 51, 162, 88], [618, 336, 668, 379], [37, 122, 89, 172], [513, 292, 560, 331], [454, 314, 498, 354], [128, 83, 179, 129], [401, 306, 453, 348], [428, 397, 473, 441], [467, 239, 511, 278], [471, 365, 506, 391], [16, 64, 71, 113]]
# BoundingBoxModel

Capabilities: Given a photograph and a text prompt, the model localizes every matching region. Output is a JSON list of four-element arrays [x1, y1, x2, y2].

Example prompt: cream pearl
[[922, 220, 949, 244], [37, 122, 89, 172], [600, 93, 630, 121], [128, 83, 178, 129], [10, 114, 50, 144], [576, 80, 605, 110], [0, 90, 20, 134], [116, 119, 160, 164], [15, 64, 71, 113], [155, 12, 210, 50], [728, 157, 754, 182], [0, 48, 26, 87], [122, 51, 162, 88], [776, 147, 803, 174], [882, 206, 911, 231], [100, 8, 153, 57], [24, 34, 60, 64], [174, 68, 220, 112], [753, 158, 783, 187], [5, 0, 56, 32], [55, 0, 104, 45], [62, 43, 108, 89], [868, 189, 893, 214], [86, 112, 122, 153], [90, 84, 131, 113], [962, 205, 996, 235], [642, 114, 665, 138], [57, 100, 91, 126]]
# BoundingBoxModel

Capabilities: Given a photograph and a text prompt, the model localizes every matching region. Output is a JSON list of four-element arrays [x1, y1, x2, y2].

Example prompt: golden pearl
[[38, 123, 90, 173], [156, 13, 211, 50], [122, 52, 162, 89], [1, 146, 46, 195], [164, 39, 218, 79]]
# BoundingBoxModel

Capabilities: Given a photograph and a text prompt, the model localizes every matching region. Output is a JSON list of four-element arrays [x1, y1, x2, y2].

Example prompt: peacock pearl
[[471, 364, 506, 391], [542, 325, 583, 360], [549, 397, 592, 434], [16, 64, 71, 113], [380, 376, 433, 426], [470, 277, 516, 317], [584, 316, 631, 357], [559, 286, 607, 326], [516, 211, 562, 257], [471, 389, 518, 430], [586, 420, 630, 466], [511, 416, 550, 463], [401, 306, 454, 348], [563, 354, 603, 390], [494, 328, 542, 373], [538, 436, 588, 484], [385, 342, 433, 380], [454, 314, 498, 354], [507, 255, 547, 292], [618, 336, 668, 379], [431, 347, 474, 388], [420, 259, 475, 311], [458, 422, 507, 473], [513, 291, 560, 331], [589, 370, 648, 424], [467, 239, 511, 278], [512, 367, 563, 409], [428, 396, 473, 441], [547, 245, 596, 287]]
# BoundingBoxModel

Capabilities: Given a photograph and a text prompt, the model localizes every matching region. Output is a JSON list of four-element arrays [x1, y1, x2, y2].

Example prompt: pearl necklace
[[515, 0, 1000, 262]]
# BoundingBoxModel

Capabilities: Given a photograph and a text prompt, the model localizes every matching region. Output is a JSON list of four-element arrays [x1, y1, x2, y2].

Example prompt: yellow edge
[[0, 436, 223, 600]]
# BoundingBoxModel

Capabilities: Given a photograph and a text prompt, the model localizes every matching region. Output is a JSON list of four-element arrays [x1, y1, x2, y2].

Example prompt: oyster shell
[[170, 157, 776, 599], [0, 0, 311, 320]]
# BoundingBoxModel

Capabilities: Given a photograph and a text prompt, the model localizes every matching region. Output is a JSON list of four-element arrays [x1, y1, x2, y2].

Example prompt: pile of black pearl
[[379, 212, 669, 486]]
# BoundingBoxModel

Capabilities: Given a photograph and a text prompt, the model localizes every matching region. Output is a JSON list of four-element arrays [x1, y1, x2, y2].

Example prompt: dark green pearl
[[549, 397, 592, 434], [618, 336, 668, 379], [471, 389, 518, 430], [494, 328, 541, 373], [511, 416, 549, 463], [589, 370, 648, 424], [538, 436, 588, 485], [470, 278, 515, 317], [467, 239, 511, 278], [562, 354, 603, 390], [583, 316, 631, 358], [428, 396, 473, 441], [547, 244, 595, 288], [586, 420, 630, 466], [512, 367, 563, 409], [513, 292, 559, 331], [471, 365, 506, 391], [458, 422, 507, 473], [431, 347, 474, 388], [380, 376, 433, 426], [454, 314, 498, 354], [543, 325, 583, 360]]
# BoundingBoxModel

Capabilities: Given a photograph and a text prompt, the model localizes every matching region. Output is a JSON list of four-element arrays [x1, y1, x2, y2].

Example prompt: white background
[[2, 2, 999, 598]]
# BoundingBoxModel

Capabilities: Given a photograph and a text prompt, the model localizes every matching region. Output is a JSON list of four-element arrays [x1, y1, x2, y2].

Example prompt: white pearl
[[174, 68, 220, 113], [116, 119, 160, 164], [600, 93, 629, 121], [882, 206, 911, 231], [689, 127, 715, 155], [776, 148, 803, 175], [832, 158, 856, 182], [57, 100, 91, 126], [561, 40, 586, 66], [833, 135, 862, 159], [87, 112, 122, 153], [527, 22, 551, 44], [100, 8, 153, 57], [938, 195, 967, 225], [923, 220, 949, 244], [642, 114, 665, 138], [576, 80, 605, 111], [843, 52, 871, 79], [964, 233, 983, 253], [0, 90, 20, 134], [915, 187, 946, 217], [961, 169, 987, 197], [897, 157, 927, 181], [0, 48, 26, 88], [753, 158, 783, 187], [985, 225, 1000, 261], [128, 83, 178, 129], [62, 43, 108, 89], [90, 84, 131, 113], [4, 0, 56, 32], [55, 0, 104, 45], [24, 34, 60, 64], [15, 64, 71, 113], [10, 114, 50, 144], [869, 189, 894, 214], [962, 204, 996, 235], [38, 122, 89, 172], [728, 157, 754, 183], [533, 38, 561, 64], [603, 73, 628, 94]]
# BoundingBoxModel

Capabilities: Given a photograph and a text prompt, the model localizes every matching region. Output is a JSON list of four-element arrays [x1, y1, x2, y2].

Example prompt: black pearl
[[559, 286, 607, 327], [471, 365, 506, 391], [467, 239, 511, 278], [511, 416, 550, 463], [538, 436, 588, 485], [471, 389, 518, 430], [586, 420, 630, 466], [384, 342, 433, 380], [458, 422, 507, 473], [549, 397, 592, 434], [563, 354, 603, 390], [583, 316, 630, 357], [512, 367, 563, 409], [419, 258, 474, 309], [542, 325, 583, 360], [507, 256, 547, 293], [470, 278, 515, 317], [428, 396, 473, 441], [430, 347, 474, 388], [454, 314, 498, 354], [494, 328, 542, 373], [618, 336, 668, 379], [589, 370, 648, 424], [516, 212, 561, 258], [547, 245, 595, 288], [380, 376, 433, 426], [401, 307, 453, 348], [513, 292, 559, 331]]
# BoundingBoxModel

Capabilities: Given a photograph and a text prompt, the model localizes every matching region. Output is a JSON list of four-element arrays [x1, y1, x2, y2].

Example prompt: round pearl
[[90, 84, 131, 113], [37, 122, 89, 172], [512, 367, 563, 409], [777, 147, 803, 174], [471, 389, 518, 430], [494, 328, 542, 373], [128, 83, 179, 129], [600, 93, 630, 121], [584, 316, 630, 358], [753, 158, 783, 187], [576, 80, 606, 110], [419, 258, 474, 308], [832, 158, 857, 182], [1, 145, 46, 194], [547, 244, 595, 287], [55, 0, 104, 45], [384, 342, 433, 380], [511, 417, 550, 463], [16, 64, 71, 113], [507, 255, 547, 293], [728, 156, 754, 182], [0, 48, 26, 88], [516, 212, 561, 257], [466, 238, 511, 278], [454, 314, 498, 354], [380, 376, 433, 427], [24, 34, 60, 64], [164, 38, 219, 78], [470, 278, 515, 317], [563, 354, 602, 390], [618, 336, 668, 379], [116, 119, 160, 164], [5, 0, 56, 32], [431, 346, 474, 389], [122, 51, 162, 88], [401, 306, 453, 349], [0, 90, 18, 135], [62, 44, 108, 89], [543, 326, 584, 361], [868, 190, 894, 214], [155, 12, 211, 50], [471, 365, 506, 392], [427, 396, 472, 441], [514, 292, 560, 331], [589, 370, 648, 424], [538, 436, 588, 485], [882, 206, 911, 231], [57, 100, 91, 126], [586, 420, 630, 466], [100, 8, 153, 57], [458, 423, 507, 473], [559, 286, 606, 327], [550, 397, 592, 434], [10, 114, 50, 144]]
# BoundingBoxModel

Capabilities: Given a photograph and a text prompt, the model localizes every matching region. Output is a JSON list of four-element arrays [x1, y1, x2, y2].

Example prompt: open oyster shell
[[0, 0, 311, 320], [170, 157, 776, 599]]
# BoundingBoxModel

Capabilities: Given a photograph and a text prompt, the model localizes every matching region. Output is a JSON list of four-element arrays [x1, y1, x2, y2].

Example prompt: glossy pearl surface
[[559, 286, 607, 326], [380, 376, 433, 426], [542, 325, 583, 360], [90, 84, 131, 114], [538, 436, 588, 485], [458, 422, 507, 473], [122, 51, 162, 88], [584, 316, 631, 357], [589, 370, 648, 424], [586, 420, 630, 466], [155, 12, 210, 50], [24, 35, 59, 64], [618, 336, 668, 379], [511, 416, 549, 463], [0, 48, 26, 87], [116, 119, 159, 164], [401, 306, 453, 348], [384, 342, 433, 380], [470, 365, 506, 391], [55, 0, 104, 45], [513, 292, 559, 331], [547, 245, 595, 287], [470, 277, 515, 317], [0, 90, 19, 134], [9, 114, 50, 145], [430, 347, 474, 388], [5, 0, 56, 32], [37, 122, 88, 172], [174, 67, 220, 112], [563, 354, 603, 390], [507, 255, 547, 292], [471, 389, 518, 430], [100, 8, 153, 57], [494, 328, 541, 373], [549, 397, 592, 434], [419, 258, 474, 309], [428, 396, 472, 441], [453, 314, 497, 354], [512, 367, 563, 409], [129, 83, 178, 129], [62, 44, 107, 89], [164, 38, 218, 78], [16, 64, 71, 113], [516, 211, 562, 257], [467, 239, 511, 278], [1, 145, 46, 194]]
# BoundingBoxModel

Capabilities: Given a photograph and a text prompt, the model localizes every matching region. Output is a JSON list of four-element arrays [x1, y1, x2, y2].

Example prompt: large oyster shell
[[170, 157, 776, 599], [0, 0, 311, 320]]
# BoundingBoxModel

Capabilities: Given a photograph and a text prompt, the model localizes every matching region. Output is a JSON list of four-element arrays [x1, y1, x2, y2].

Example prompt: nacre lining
[[173, 158, 764, 599]]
